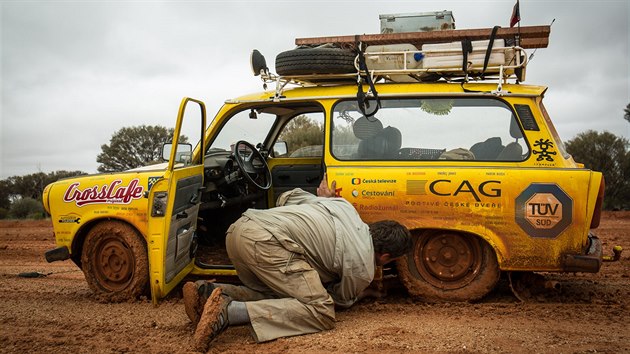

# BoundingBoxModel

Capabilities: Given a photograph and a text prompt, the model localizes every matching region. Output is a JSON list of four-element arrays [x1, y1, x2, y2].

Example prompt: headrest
[[470, 137, 503, 160], [353, 116, 383, 139], [357, 126, 402, 159], [509, 116, 523, 140]]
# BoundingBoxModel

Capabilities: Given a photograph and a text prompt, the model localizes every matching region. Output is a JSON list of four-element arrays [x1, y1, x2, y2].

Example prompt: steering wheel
[[232, 140, 272, 190]]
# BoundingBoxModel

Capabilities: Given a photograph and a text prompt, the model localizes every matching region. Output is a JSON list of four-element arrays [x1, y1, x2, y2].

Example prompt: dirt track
[[1, 213, 629, 353]]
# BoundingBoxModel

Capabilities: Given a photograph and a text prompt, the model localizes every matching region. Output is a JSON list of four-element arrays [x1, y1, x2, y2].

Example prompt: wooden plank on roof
[[296, 25, 551, 49]]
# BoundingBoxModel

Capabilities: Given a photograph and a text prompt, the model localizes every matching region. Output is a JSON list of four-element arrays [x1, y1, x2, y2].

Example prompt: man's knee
[[308, 294, 336, 330]]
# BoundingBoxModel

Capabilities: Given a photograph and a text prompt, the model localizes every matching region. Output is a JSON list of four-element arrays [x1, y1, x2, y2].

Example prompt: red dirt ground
[[1, 212, 629, 353]]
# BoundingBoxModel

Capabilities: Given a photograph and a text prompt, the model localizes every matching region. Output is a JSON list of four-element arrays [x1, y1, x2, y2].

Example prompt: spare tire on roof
[[275, 47, 356, 76]]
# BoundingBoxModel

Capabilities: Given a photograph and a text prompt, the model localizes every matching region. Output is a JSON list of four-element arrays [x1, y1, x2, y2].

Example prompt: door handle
[[176, 211, 188, 220]]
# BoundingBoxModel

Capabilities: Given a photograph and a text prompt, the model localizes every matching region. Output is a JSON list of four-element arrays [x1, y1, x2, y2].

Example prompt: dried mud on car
[[1, 213, 629, 353]]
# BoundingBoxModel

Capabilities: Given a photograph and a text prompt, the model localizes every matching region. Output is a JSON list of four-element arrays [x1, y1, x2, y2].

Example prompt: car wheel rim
[[414, 232, 482, 290], [94, 236, 135, 292]]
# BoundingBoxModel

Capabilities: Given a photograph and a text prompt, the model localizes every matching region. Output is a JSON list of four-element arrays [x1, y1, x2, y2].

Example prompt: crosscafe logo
[[63, 179, 144, 207]]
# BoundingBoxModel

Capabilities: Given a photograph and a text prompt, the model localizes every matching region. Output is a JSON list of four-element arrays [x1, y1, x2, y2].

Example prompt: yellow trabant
[[43, 83, 616, 300], [43, 77, 616, 303]]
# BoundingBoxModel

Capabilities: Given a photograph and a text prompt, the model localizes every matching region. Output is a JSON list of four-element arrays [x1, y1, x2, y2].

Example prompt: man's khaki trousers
[[222, 216, 335, 342]]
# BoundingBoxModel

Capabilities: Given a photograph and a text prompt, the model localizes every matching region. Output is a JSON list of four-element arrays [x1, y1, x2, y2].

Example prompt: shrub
[[9, 198, 44, 219]]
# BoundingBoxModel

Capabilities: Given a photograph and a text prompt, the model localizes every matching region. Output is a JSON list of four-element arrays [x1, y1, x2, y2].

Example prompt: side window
[[276, 113, 325, 158], [331, 98, 529, 161]]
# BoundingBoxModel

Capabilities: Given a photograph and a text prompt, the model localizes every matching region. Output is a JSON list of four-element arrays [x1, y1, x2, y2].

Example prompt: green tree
[[3, 170, 86, 202], [0, 179, 11, 210], [96, 125, 188, 172], [566, 130, 630, 209], [0, 170, 87, 219], [278, 116, 324, 156], [8, 197, 44, 219], [624, 103, 630, 124]]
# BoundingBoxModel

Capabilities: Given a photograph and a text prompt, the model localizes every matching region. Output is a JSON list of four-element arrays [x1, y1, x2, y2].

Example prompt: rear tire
[[81, 221, 148, 302], [397, 230, 500, 302], [275, 48, 356, 76]]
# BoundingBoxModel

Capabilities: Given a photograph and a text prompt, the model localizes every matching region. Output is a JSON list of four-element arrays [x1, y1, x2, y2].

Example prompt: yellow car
[[42, 37, 619, 303]]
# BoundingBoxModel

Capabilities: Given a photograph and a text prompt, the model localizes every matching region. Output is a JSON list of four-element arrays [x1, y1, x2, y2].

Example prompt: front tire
[[397, 230, 500, 302], [81, 221, 148, 302]]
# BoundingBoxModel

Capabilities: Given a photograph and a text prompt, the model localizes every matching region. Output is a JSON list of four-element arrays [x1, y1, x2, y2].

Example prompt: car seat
[[497, 116, 524, 161], [357, 126, 402, 159], [497, 142, 523, 161], [470, 137, 504, 160]]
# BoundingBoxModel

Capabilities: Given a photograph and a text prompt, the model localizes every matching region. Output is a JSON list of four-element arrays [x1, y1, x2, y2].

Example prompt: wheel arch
[[70, 217, 147, 268], [398, 226, 502, 302], [407, 227, 506, 266]]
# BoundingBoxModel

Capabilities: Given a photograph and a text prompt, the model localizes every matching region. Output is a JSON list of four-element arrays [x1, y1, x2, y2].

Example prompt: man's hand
[[317, 173, 337, 198]]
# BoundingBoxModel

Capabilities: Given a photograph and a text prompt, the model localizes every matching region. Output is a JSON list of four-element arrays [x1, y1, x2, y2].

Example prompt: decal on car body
[[515, 183, 573, 238]]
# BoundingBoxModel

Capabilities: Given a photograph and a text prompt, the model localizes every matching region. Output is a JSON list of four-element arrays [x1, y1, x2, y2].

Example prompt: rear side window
[[331, 98, 529, 161]]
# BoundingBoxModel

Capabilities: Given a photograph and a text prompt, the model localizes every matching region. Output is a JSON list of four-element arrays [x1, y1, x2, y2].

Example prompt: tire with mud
[[397, 230, 500, 302], [275, 47, 356, 76], [81, 220, 148, 302]]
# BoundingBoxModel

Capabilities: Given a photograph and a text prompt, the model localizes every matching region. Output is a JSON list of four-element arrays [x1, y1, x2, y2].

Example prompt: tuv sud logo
[[515, 183, 573, 238], [63, 179, 144, 207]]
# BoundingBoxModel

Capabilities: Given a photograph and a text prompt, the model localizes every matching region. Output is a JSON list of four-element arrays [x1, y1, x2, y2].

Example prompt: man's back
[[243, 188, 374, 307]]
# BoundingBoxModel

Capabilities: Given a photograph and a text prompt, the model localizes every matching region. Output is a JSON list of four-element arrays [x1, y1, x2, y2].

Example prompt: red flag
[[510, 0, 520, 27]]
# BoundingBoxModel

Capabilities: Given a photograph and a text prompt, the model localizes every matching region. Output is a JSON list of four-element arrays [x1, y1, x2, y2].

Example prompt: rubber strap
[[461, 39, 473, 75], [482, 26, 501, 75], [355, 39, 380, 118]]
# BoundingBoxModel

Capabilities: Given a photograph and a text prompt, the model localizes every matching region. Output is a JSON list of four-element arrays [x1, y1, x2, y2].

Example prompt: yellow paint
[[43, 84, 604, 302]]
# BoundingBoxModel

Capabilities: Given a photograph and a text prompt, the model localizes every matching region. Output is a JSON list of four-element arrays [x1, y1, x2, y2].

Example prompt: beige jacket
[[243, 188, 374, 308]]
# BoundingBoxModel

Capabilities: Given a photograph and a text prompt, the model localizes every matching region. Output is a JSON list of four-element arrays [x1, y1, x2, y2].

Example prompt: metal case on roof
[[379, 11, 455, 33]]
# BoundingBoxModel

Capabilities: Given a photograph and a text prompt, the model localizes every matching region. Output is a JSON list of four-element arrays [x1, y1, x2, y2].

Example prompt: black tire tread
[[275, 48, 356, 76]]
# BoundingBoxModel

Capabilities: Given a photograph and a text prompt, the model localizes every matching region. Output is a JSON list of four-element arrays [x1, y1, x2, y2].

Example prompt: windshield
[[208, 109, 276, 153]]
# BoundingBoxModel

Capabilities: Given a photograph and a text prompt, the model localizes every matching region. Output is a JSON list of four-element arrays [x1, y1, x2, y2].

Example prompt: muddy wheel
[[81, 221, 148, 302], [397, 230, 500, 302]]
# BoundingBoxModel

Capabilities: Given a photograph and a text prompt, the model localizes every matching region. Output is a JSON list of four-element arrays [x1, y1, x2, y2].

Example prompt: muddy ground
[[1, 213, 629, 353]]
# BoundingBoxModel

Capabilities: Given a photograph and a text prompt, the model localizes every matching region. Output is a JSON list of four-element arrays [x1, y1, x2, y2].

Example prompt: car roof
[[228, 82, 548, 104]]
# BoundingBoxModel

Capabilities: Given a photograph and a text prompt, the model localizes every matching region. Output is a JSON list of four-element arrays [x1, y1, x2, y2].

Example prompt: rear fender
[[408, 227, 505, 267]]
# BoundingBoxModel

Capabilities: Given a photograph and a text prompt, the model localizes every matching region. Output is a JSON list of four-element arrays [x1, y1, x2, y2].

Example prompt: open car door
[[148, 97, 206, 304]]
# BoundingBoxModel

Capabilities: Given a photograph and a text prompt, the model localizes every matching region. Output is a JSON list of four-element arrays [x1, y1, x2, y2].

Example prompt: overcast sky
[[1, 0, 628, 178]]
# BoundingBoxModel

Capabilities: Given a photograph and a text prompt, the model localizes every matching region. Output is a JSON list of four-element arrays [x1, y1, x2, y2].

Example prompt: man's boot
[[193, 288, 231, 351], [183, 280, 216, 326]]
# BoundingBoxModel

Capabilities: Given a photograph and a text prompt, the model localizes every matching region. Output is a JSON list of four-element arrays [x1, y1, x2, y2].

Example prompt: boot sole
[[183, 282, 202, 326]]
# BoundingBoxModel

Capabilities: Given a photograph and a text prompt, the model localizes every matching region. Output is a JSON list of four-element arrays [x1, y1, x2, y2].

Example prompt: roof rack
[[295, 25, 550, 50], [257, 25, 550, 95]]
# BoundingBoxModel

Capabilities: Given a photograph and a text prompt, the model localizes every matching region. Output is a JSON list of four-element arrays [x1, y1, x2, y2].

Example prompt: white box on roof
[[379, 11, 455, 34]]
